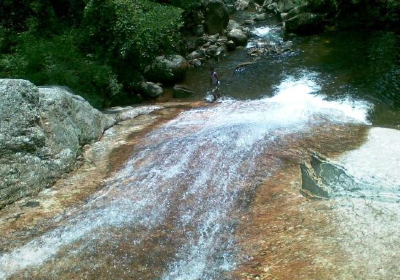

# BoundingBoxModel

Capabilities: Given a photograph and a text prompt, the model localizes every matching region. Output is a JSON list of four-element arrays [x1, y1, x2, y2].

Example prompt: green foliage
[[83, 0, 183, 67], [0, 0, 185, 108], [0, 32, 121, 108]]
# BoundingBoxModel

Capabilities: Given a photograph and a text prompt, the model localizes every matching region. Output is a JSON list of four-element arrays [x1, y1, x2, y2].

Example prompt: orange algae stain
[[0, 102, 206, 255], [232, 125, 368, 280]]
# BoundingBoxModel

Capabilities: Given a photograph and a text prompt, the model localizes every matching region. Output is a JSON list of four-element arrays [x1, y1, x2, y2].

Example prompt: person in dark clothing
[[209, 67, 220, 100]]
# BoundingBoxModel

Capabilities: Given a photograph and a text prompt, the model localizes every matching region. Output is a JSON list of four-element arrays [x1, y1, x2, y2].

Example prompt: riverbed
[[0, 16, 399, 280]]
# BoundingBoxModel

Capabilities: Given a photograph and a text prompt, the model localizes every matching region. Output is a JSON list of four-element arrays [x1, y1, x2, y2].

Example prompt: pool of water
[[182, 26, 400, 128]]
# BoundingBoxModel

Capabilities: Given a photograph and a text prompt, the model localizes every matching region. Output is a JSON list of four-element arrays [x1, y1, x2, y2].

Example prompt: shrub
[[82, 0, 183, 68], [0, 32, 122, 108]]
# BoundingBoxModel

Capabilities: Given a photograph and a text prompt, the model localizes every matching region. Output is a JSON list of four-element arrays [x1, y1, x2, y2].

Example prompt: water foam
[[0, 73, 372, 279], [252, 26, 271, 38]]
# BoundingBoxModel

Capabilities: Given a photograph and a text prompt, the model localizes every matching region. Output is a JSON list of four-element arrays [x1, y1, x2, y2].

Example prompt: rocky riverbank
[[0, 98, 204, 253], [0, 78, 204, 210]]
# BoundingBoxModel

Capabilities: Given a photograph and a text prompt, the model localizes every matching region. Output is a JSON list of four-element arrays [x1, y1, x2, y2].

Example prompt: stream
[[1, 17, 400, 280]]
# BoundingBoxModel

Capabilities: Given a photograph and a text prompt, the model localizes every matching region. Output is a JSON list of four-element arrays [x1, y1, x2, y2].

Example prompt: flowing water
[[1, 20, 400, 280]]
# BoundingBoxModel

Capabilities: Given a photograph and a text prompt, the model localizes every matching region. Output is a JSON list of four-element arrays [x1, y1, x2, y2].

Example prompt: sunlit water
[[183, 26, 400, 127], [0, 73, 371, 279]]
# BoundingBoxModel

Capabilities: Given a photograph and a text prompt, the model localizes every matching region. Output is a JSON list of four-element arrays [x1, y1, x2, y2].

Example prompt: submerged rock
[[173, 85, 195, 98], [300, 162, 332, 198], [0, 79, 115, 209]]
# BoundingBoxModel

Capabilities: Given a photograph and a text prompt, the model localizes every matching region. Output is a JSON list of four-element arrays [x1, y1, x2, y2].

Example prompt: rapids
[[0, 74, 371, 280]]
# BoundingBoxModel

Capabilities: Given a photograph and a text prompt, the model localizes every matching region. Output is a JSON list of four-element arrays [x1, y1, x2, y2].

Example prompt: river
[[0, 19, 399, 280]]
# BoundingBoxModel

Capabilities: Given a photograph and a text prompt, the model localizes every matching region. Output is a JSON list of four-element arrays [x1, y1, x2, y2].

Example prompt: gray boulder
[[173, 85, 195, 98], [139, 82, 163, 98], [0, 79, 114, 209], [144, 55, 188, 84], [204, 0, 229, 34], [235, 0, 250, 11], [187, 50, 203, 61], [227, 19, 240, 31], [228, 29, 248, 46]]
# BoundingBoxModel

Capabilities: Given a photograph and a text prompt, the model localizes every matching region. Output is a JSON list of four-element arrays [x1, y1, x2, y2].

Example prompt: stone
[[217, 37, 228, 45], [286, 5, 308, 19], [196, 36, 208, 46], [227, 19, 240, 31], [144, 55, 188, 84], [215, 46, 227, 58], [300, 163, 332, 198], [227, 40, 237, 51], [235, 61, 255, 70], [228, 29, 248, 46], [192, 59, 202, 68], [241, 26, 252, 36], [208, 34, 219, 44], [265, 3, 278, 12], [235, 0, 250, 11], [173, 85, 195, 98], [207, 45, 219, 57], [281, 12, 289, 21], [254, 13, 267, 21], [244, 19, 255, 25], [187, 50, 203, 61], [139, 82, 163, 98], [0, 79, 115, 209], [285, 12, 325, 34], [204, 0, 229, 35]]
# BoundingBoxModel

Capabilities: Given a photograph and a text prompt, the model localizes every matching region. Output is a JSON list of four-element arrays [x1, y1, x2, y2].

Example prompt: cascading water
[[0, 73, 371, 280]]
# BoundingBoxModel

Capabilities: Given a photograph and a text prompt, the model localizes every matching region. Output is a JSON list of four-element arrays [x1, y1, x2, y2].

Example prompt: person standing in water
[[209, 67, 220, 100]]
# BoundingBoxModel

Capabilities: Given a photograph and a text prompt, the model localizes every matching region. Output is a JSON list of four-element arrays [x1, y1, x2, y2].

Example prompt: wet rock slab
[[234, 126, 400, 280], [0, 101, 204, 256]]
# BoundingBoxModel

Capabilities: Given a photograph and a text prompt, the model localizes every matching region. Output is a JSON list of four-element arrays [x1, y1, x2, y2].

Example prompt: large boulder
[[235, 0, 250, 11], [0, 79, 115, 209], [227, 19, 240, 31], [285, 12, 325, 34], [204, 0, 229, 34], [228, 29, 248, 46], [144, 55, 188, 84], [139, 82, 163, 98]]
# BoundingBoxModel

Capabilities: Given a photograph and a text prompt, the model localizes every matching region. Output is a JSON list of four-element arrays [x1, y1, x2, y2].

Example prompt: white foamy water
[[247, 26, 285, 49], [0, 74, 371, 280], [252, 26, 271, 37]]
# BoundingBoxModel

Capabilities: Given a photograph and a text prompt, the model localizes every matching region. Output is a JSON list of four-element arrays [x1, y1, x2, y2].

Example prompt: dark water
[[182, 28, 400, 127]]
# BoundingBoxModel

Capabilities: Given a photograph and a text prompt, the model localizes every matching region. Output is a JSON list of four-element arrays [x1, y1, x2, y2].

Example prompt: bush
[[0, 0, 186, 108], [0, 32, 122, 108], [82, 0, 183, 68]]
